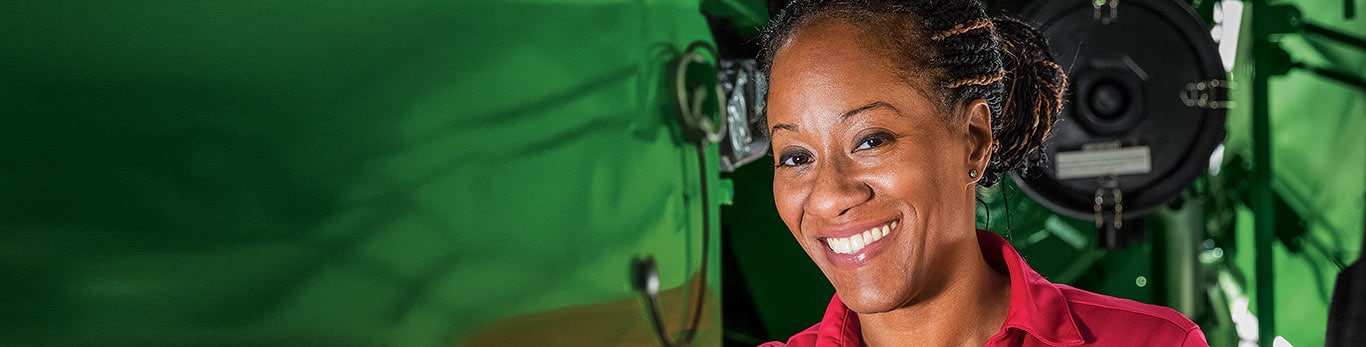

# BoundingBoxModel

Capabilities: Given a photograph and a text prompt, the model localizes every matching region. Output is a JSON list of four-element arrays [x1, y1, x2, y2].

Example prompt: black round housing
[[1012, 0, 1228, 220]]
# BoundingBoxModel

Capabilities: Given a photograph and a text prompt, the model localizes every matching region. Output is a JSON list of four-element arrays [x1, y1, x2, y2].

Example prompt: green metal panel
[[1223, 1, 1366, 345], [0, 1, 724, 346]]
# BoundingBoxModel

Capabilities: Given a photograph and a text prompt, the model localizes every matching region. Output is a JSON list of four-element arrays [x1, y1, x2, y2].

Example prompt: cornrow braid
[[930, 18, 992, 41], [947, 69, 1005, 89], [761, 0, 1068, 187]]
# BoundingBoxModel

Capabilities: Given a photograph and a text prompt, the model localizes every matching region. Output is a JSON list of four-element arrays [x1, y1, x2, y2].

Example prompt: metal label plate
[[1055, 146, 1153, 180]]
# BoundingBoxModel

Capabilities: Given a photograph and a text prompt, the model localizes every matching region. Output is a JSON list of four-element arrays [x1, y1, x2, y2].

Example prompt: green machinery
[[0, 1, 1361, 347], [2, 1, 730, 346]]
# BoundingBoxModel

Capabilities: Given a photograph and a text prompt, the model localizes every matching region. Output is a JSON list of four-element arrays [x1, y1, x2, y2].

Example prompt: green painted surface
[[1222, 1, 1366, 345], [1, 1, 723, 346]]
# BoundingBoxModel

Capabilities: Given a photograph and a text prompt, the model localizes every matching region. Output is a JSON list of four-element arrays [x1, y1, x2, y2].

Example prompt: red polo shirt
[[760, 230, 1207, 346]]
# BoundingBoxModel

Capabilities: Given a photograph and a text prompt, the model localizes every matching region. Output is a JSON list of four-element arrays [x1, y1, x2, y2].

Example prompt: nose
[[805, 159, 873, 219]]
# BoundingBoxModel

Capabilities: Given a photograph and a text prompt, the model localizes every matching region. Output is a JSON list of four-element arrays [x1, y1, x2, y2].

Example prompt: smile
[[824, 220, 897, 254]]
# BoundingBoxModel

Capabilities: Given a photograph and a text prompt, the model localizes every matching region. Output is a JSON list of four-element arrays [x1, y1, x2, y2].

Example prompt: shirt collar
[[814, 230, 1085, 346], [815, 295, 861, 346], [978, 229, 1085, 346]]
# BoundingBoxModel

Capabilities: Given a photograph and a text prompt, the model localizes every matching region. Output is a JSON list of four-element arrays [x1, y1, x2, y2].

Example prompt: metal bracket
[[1181, 79, 1237, 109], [717, 59, 771, 172], [1093, 0, 1120, 24], [1093, 175, 1135, 249], [1093, 181, 1124, 232]]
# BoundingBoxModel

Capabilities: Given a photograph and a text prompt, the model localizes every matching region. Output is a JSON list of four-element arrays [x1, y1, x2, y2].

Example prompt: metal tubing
[[1291, 62, 1366, 91], [1304, 22, 1366, 51], [1251, 2, 1278, 345]]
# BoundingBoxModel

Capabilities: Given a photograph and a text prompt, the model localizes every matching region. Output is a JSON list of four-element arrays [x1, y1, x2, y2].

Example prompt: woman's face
[[767, 20, 990, 313]]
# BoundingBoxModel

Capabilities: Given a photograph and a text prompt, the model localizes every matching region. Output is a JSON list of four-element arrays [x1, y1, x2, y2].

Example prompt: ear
[[961, 99, 993, 184]]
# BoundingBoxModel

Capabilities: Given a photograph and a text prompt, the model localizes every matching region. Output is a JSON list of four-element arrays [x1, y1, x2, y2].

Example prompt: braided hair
[[761, 0, 1067, 187]]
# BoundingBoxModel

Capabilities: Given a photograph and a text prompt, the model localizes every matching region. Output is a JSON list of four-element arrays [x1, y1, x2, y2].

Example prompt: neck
[[856, 229, 1012, 347]]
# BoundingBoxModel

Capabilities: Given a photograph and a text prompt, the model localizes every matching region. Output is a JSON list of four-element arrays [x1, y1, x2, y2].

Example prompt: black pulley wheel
[[1011, 0, 1228, 220]]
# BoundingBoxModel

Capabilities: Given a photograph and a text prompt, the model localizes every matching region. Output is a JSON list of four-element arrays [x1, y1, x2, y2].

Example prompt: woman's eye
[[776, 151, 813, 168], [854, 133, 894, 151]]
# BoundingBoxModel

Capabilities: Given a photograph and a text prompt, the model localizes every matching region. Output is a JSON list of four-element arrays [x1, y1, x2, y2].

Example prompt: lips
[[816, 219, 900, 267], [824, 220, 897, 254]]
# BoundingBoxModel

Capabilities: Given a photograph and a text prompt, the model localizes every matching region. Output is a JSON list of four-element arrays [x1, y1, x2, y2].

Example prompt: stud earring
[[969, 169, 978, 178]]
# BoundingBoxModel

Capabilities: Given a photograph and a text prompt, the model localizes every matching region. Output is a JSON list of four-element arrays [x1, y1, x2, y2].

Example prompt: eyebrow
[[769, 101, 900, 134], [840, 101, 899, 119], [771, 123, 798, 133]]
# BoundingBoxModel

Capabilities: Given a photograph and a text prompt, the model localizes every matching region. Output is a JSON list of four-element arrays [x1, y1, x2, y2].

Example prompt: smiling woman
[[758, 1, 1206, 346]]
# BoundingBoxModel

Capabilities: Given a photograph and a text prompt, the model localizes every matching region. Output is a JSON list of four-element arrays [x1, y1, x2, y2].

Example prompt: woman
[[758, 1, 1207, 346]]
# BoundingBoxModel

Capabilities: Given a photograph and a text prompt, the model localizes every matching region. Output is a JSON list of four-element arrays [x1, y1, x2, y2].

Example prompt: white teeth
[[825, 221, 898, 254]]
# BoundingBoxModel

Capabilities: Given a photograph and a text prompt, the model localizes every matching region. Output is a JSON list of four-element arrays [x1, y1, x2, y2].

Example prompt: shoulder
[[1057, 284, 1198, 330], [1055, 284, 1206, 346]]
